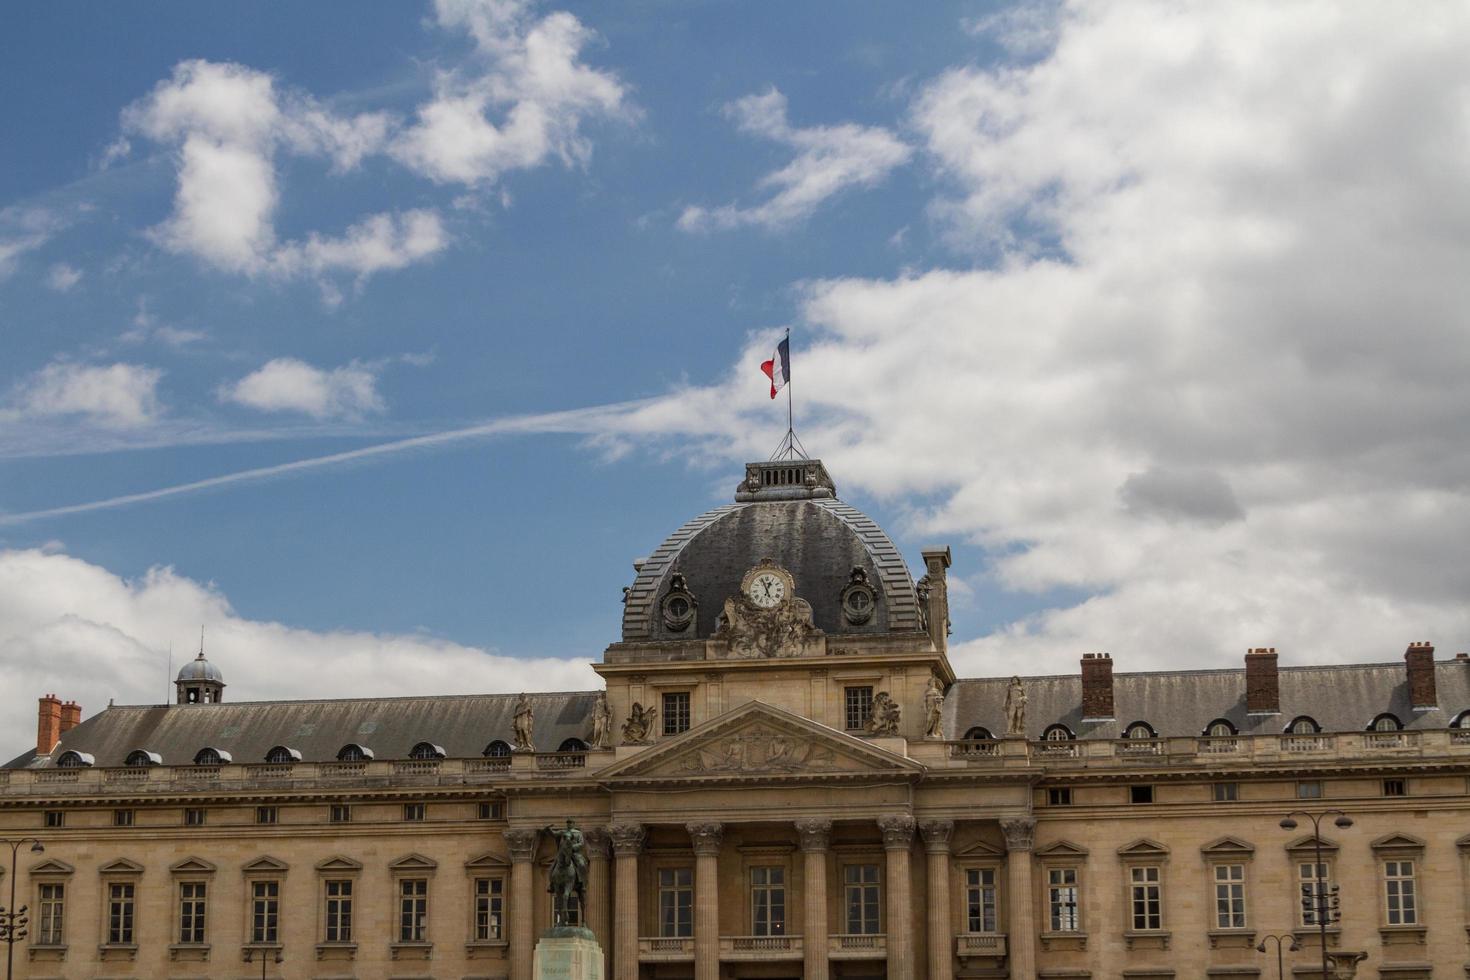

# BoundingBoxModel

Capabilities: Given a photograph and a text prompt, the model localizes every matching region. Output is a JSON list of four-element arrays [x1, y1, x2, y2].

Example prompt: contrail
[[0, 399, 652, 525]]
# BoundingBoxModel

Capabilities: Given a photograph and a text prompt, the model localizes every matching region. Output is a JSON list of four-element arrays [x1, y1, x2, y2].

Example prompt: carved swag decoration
[[677, 725, 838, 774], [713, 560, 821, 659]]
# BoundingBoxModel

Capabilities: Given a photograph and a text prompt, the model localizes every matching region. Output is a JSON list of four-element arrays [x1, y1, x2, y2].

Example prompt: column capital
[[687, 821, 724, 856], [583, 826, 612, 859], [1001, 817, 1036, 853], [608, 822, 646, 857], [877, 814, 916, 850], [505, 827, 539, 862], [794, 818, 833, 853], [918, 819, 954, 853]]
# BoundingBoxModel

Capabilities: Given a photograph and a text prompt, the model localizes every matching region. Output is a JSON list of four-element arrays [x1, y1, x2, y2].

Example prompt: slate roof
[[7, 691, 597, 770], [944, 661, 1470, 740]]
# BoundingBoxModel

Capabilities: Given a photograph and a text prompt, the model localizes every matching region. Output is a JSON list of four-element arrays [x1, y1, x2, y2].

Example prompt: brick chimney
[[1245, 648, 1279, 714], [37, 694, 63, 755], [1405, 641, 1436, 710], [60, 700, 82, 734], [920, 547, 952, 655], [1081, 653, 1114, 720]]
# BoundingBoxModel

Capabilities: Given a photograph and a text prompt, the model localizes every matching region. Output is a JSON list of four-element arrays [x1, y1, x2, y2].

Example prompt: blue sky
[[4, 1, 1470, 751]]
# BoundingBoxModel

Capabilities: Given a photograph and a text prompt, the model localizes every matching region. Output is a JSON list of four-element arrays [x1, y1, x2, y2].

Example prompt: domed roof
[[621, 460, 924, 641], [177, 651, 224, 685]]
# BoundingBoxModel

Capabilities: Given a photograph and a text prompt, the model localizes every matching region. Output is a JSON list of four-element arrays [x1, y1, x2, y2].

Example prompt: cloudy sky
[[3, 1, 1469, 753]]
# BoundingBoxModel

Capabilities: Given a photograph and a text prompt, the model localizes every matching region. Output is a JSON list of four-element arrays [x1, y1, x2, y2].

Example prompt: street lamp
[[1257, 932, 1301, 980], [243, 946, 283, 979], [0, 837, 45, 980], [1280, 810, 1352, 980]]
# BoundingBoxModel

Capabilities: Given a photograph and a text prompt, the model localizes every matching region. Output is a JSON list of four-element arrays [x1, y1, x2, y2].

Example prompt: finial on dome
[[176, 626, 225, 705], [735, 459, 836, 502]]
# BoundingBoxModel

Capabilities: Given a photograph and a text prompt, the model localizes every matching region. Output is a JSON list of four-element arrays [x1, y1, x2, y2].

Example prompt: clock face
[[747, 572, 786, 608]]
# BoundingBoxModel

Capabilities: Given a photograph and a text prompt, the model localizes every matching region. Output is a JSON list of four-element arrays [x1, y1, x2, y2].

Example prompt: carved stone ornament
[[713, 559, 822, 659], [676, 725, 838, 775], [864, 691, 901, 736], [794, 818, 833, 852], [919, 819, 955, 852], [923, 675, 945, 739], [582, 826, 612, 859], [915, 574, 932, 629], [1001, 818, 1036, 853], [660, 573, 697, 632], [1003, 676, 1027, 738], [877, 814, 916, 849], [589, 692, 612, 749], [621, 701, 658, 744], [504, 828, 539, 862], [512, 693, 535, 752], [607, 823, 646, 857], [840, 566, 878, 625], [686, 822, 725, 856]]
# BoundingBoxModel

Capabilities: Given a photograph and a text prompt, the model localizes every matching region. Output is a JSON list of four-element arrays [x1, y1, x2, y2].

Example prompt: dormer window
[[337, 743, 373, 763], [1286, 716, 1320, 735], [1370, 713, 1403, 732], [1043, 724, 1075, 741], [56, 750, 93, 768], [125, 750, 161, 767], [193, 747, 230, 766], [264, 746, 301, 764], [483, 740, 512, 759], [558, 738, 588, 753], [962, 727, 994, 741], [409, 742, 445, 761], [1452, 710, 1470, 729], [1124, 721, 1157, 740], [1203, 719, 1237, 737]]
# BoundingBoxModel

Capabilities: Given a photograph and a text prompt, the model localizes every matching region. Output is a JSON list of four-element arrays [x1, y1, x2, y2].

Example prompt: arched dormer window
[[125, 749, 161, 767], [1043, 724, 1075, 741], [558, 738, 588, 753], [1451, 709, 1470, 729], [1124, 721, 1157, 739], [409, 742, 446, 761], [1203, 719, 1237, 737], [1369, 713, 1403, 732], [483, 740, 512, 759], [336, 744, 374, 763], [56, 750, 93, 768], [264, 746, 301, 764], [962, 726, 994, 741], [1286, 716, 1320, 735], [193, 747, 231, 766]]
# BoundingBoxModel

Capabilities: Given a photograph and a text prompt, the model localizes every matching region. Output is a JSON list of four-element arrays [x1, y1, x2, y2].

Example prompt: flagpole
[[785, 328, 793, 447]]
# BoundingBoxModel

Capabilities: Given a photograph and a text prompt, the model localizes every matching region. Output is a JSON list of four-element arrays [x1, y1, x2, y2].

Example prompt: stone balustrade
[[719, 935, 803, 959]]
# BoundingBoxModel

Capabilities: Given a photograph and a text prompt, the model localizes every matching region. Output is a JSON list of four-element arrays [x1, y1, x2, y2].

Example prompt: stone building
[[2, 458, 1468, 980]]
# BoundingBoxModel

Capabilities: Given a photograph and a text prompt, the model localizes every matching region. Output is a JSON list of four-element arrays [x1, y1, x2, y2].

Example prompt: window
[[1129, 785, 1155, 805], [336, 743, 371, 762], [1453, 709, 1470, 729], [965, 868, 998, 933], [1296, 780, 1322, 799], [1043, 724, 1074, 741], [256, 806, 278, 825], [750, 866, 785, 936], [663, 691, 691, 735], [107, 882, 135, 944], [193, 747, 223, 766], [1129, 866, 1162, 930], [398, 878, 428, 942], [37, 883, 64, 945], [330, 804, 351, 824], [56, 751, 90, 768], [178, 882, 207, 944], [324, 880, 353, 942], [251, 880, 280, 943], [658, 868, 693, 937], [474, 877, 504, 940], [843, 864, 881, 934], [962, 726, 993, 741], [558, 738, 588, 752], [1213, 782, 1239, 802], [844, 687, 874, 731], [483, 740, 512, 760], [1205, 719, 1237, 737], [1124, 721, 1156, 739], [1287, 716, 1320, 735], [1384, 860, 1417, 925], [1214, 864, 1246, 928], [264, 745, 298, 764], [43, 810, 63, 828], [409, 741, 444, 760], [1383, 778, 1407, 797], [1371, 713, 1403, 732], [184, 807, 206, 826], [112, 809, 134, 827], [1046, 787, 1073, 806], [1298, 862, 1331, 926], [477, 801, 504, 821], [403, 803, 426, 822], [125, 749, 158, 767], [1048, 868, 1080, 931]]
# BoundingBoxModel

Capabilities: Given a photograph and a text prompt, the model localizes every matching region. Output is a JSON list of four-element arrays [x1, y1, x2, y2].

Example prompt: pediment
[[99, 858, 144, 875], [29, 859, 75, 876], [955, 840, 1005, 859], [1117, 838, 1170, 859], [169, 856, 218, 875], [315, 855, 363, 872], [1285, 834, 1337, 854], [1200, 836, 1256, 857], [1035, 840, 1089, 858], [465, 851, 510, 871], [242, 856, 289, 873], [388, 852, 439, 872], [600, 700, 924, 782], [1370, 833, 1426, 852]]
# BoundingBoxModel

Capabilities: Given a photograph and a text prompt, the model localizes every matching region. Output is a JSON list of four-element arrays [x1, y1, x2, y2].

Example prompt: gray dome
[[177, 653, 224, 684], [622, 460, 923, 641]]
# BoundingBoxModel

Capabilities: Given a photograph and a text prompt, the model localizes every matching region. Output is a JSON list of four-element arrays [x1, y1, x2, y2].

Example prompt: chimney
[[1405, 641, 1436, 710], [1081, 653, 1114, 720], [920, 547, 952, 654], [60, 700, 82, 734], [1245, 648, 1279, 714], [37, 694, 63, 755]]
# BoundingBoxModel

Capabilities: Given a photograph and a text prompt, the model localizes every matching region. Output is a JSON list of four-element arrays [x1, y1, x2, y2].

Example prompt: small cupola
[[176, 630, 226, 704]]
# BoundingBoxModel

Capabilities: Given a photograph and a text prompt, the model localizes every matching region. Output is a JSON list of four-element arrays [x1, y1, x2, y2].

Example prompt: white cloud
[[0, 547, 598, 757], [220, 358, 385, 420], [7, 362, 164, 429], [677, 87, 912, 232], [0, 207, 66, 278], [392, 0, 631, 185], [45, 263, 83, 291]]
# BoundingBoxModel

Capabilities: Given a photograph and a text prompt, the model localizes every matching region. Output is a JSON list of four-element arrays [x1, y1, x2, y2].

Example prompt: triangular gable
[[29, 859, 75, 876], [1035, 840, 1089, 858], [1200, 836, 1256, 857], [241, 856, 289, 873], [465, 851, 511, 871], [1117, 838, 1169, 859], [954, 839, 1005, 859], [169, 857, 217, 875], [98, 858, 144, 875], [1370, 833, 1426, 852], [388, 853, 439, 872], [1285, 834, 1337, 854], [315, 855, 363, 872], [600, 700, 923, 782]]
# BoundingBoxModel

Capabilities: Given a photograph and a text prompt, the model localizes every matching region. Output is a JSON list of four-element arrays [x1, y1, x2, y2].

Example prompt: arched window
[[484, 740, 512, 759], [193, 747, 230, 765], [56, 750, 93, 768], [1043, 724, 1074, 741], [1451, 710, 1470, 729], [1369, 713, 1402, 732], [409, 741, 445, 760], [962, 726, 994, 741], [125, 749, 160, 767], [558, 738, 588, 753], [1124, 721, 1157, 739], [1203, 719, 1237, 737], [1286, 716, 1320, 735], [336, 744, 374, 762], [264, 746, 300, 764]]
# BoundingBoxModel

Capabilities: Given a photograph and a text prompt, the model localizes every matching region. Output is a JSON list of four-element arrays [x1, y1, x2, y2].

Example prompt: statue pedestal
[[533, 927, 604, 980]]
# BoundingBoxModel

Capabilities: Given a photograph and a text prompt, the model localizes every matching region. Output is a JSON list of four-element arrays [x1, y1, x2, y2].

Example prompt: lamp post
[[1280, 809, 1352, 980], [0, 837, 46, 980], [1257, 932, 1300, 980], [243, 946, 282, 979]]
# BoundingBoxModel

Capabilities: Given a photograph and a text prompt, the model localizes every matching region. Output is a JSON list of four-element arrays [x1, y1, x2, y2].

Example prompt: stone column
[[878, 814, 917, 980], [505, 828, 539, 980], [796, 818, 833, 980], [609, 824, 646, 980], [585, 827, 613, 975], [920, 820, 955, 980], [1001, 818, 1037, 980], [688, 822, 724, 980]]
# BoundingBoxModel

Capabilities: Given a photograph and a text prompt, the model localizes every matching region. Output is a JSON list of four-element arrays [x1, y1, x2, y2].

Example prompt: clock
[[747, 572, 786, 608]]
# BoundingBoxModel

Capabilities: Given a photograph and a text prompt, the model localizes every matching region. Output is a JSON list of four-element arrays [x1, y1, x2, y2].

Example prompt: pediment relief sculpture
[[676, 725, 840, 775]]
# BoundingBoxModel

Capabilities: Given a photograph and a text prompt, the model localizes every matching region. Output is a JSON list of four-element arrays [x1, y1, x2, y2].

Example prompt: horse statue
[[544, 818, 588, 928]]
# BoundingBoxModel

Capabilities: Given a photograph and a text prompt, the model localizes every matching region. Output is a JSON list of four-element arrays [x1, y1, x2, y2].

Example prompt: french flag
[[760, 337, 790, 399]]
